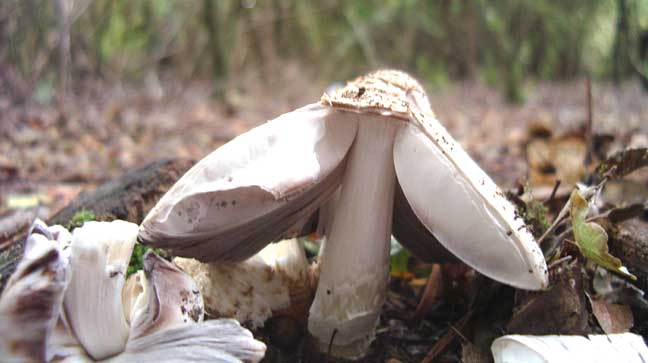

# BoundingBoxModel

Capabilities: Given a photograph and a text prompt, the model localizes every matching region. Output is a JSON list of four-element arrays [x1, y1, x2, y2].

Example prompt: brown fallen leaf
[[527, 133, 588, 194], [588, 294, 634, 334], [594, 148, 648, 182], [414, 264, 444, 320]]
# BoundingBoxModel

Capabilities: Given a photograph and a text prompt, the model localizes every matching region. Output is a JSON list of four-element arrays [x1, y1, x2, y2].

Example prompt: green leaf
[[390, 245, 410, 277], [127, 244, 166, 277], [569, 190, 636, 280], [390, 235, 404, 256]]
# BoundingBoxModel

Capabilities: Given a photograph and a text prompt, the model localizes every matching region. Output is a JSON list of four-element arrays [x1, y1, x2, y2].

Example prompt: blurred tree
[[203, 0, 226, 97], [1, 0, 645, 103]]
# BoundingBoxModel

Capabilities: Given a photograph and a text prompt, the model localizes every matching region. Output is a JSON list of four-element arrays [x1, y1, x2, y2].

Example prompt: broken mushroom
[[0, 221, 69, 363], [174, 237, 315, 328], [139, 70, 548, 358], [491, 333, 648, 363], [0, 220, 266, 363]]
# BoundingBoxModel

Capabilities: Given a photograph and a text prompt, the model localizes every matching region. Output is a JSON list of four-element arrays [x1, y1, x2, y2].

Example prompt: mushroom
[[0, 220, 69, 363], [0, 220, 266, 363], [139, 70, 548, 358], [174, 237, 315, 329], [491, 333, 648, 362]]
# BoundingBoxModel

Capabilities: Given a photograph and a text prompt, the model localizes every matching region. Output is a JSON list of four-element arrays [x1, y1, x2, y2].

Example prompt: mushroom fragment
[[139, 70, 548, 358], [0, 221, 69, 363], [491, 333, 648, 363], [0, 220, 266, 363], [64, 220, 138, 360], [174, 238, 314, 328]]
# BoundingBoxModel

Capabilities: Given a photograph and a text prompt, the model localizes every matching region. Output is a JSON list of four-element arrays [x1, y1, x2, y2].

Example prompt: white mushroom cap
[[140, 104, 358, 261], [491, 333, 648, 363]]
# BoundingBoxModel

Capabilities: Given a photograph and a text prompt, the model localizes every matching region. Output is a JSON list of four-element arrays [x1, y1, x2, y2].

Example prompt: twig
[[548, 255, 573, 269], [538, 182, 605, 246], [449, 324, 469, 342], [421, 311, 473, 363], [545, 179, 562, 203], [538, 199, 571, 246], [585, 78, 594, 166]]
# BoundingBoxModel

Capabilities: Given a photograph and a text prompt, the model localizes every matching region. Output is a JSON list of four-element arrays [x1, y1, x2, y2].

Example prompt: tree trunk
[[54, 0, 71, 95], [203, 0, 226, 98], [612, 0, 629, 84]]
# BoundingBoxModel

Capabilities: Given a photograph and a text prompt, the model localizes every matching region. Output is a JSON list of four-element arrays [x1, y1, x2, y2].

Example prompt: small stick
[[538, 182, 604, 246], [548, 255, 573, 269], [538, 199, 571, 246], [421, 311, 474, 363], [585, 78, 594, 166], [545, 179, 562, 203]]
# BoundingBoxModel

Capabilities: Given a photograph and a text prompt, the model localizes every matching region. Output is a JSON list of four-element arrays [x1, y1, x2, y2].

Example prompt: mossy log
[[0, 158, 194, 292]]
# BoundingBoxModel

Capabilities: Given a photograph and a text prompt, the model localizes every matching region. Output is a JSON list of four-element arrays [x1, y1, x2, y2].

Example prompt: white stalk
[[308, 115, 402, 358]]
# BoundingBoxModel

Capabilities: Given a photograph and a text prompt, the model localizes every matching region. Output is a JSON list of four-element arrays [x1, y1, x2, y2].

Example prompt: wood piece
[[48, 158, 194, 225]]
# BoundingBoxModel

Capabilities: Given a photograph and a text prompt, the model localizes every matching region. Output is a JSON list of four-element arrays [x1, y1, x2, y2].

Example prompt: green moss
[[67, 209, 96, 230], [524, 199, 551, 237], [127, 244, 166, 277]]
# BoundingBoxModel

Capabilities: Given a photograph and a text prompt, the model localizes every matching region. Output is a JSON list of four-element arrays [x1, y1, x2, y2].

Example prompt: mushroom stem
[[308, 115, 402, 358]]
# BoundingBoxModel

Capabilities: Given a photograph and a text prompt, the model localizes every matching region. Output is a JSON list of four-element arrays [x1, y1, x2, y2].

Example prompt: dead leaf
[[594, 148, 648, 181], [6, 194, 47, 209], [414, 264, 444, 320], [527, 135, 587, 192], [588, 294, 634, 334]]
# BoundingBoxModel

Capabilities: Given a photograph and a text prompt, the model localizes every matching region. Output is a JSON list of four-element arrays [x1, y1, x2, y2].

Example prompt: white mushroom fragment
[[64, 220, 138, 360], [139, 70, 548, 358], [0, 221, 69, 363], [175, 238, 314, 329], [491, 333, 648, 363], [0, 220, 266, 363]]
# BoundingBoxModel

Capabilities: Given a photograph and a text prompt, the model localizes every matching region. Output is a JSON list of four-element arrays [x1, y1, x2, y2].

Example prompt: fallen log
[[0, 158, 194, 292]]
